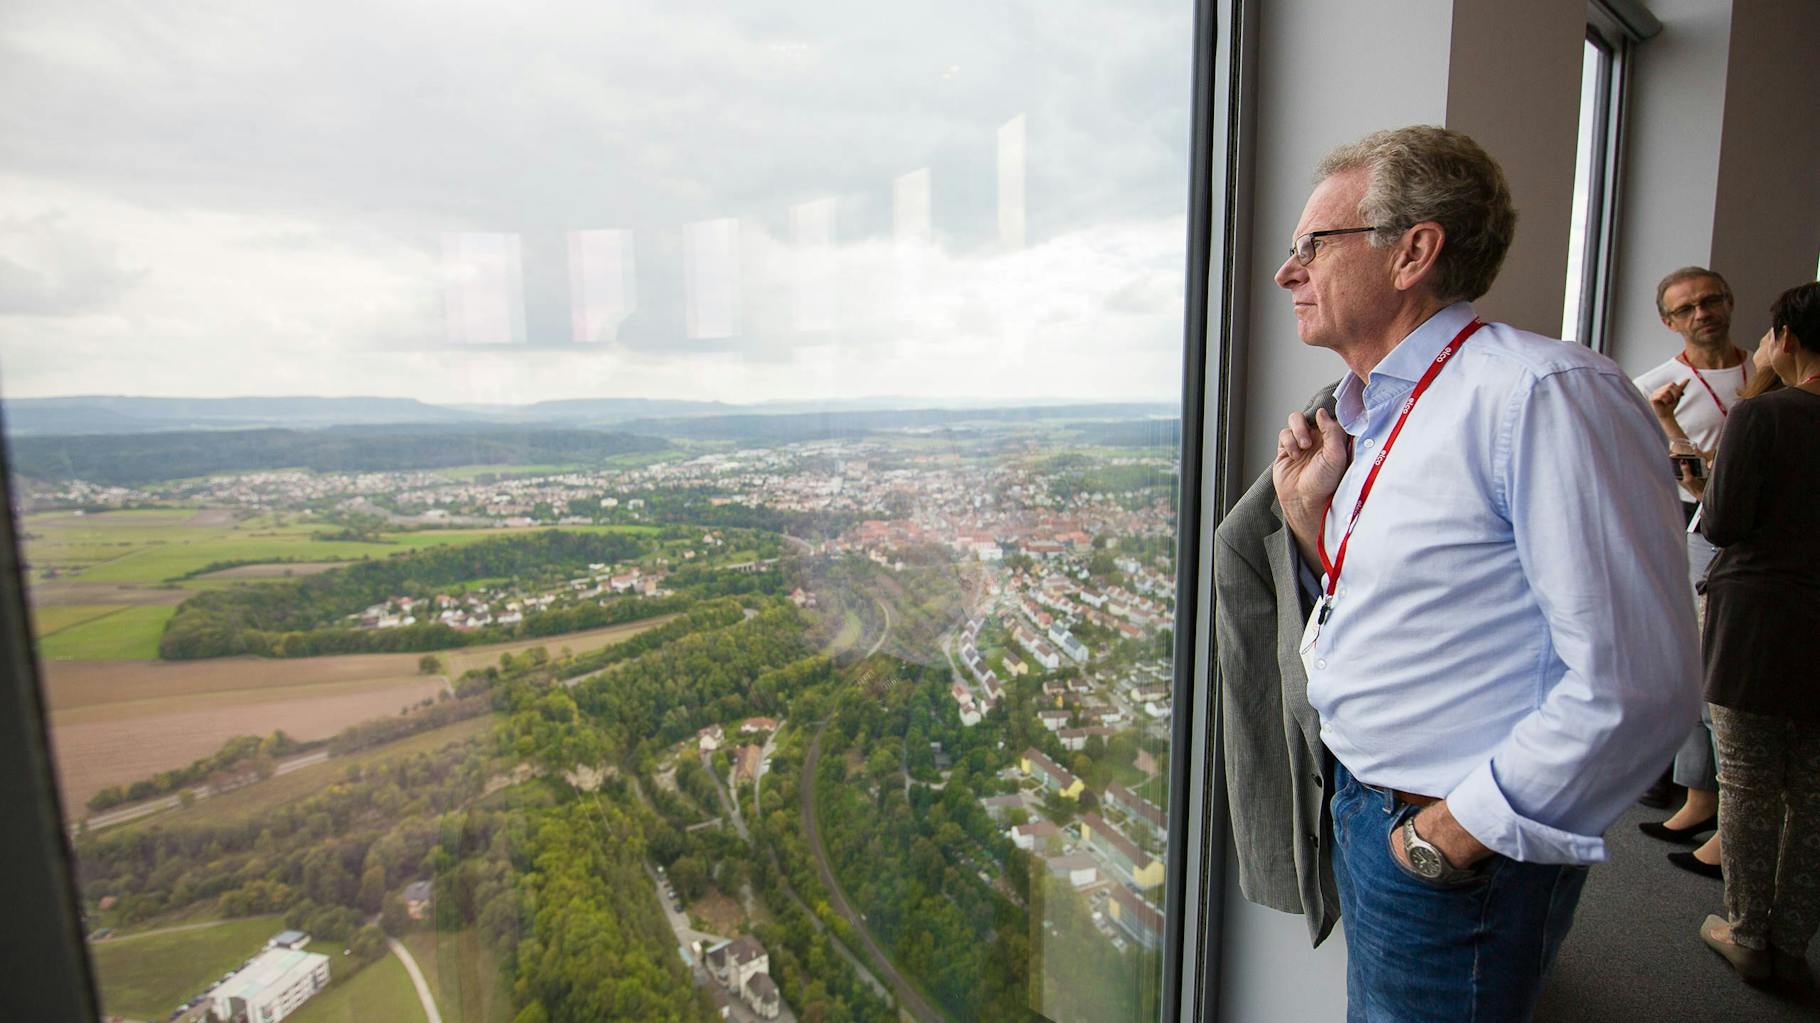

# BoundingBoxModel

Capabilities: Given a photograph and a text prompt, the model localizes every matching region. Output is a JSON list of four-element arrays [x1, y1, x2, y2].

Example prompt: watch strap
[[1401, 815, 1477, 884]]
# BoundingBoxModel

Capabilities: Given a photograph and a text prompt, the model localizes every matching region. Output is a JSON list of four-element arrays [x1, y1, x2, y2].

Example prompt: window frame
[[1573, 1, 1649, 354], [1566, 21, 1621, 350], [0, 431, 104, 1021], [1166, 0, 1245, 1019]]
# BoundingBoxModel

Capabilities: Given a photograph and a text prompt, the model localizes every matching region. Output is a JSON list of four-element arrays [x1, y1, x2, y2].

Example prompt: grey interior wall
[[1708, 0, 1820, 343], [1443, 0, 1586, 336], [1216, 858, 1349, 1022], [1604, 0, 1733, 375], [1236, 0, 1452, 482]]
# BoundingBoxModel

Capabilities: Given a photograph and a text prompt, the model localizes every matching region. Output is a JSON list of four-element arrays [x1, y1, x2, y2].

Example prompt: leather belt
[[1393, 790, 1441, 808]]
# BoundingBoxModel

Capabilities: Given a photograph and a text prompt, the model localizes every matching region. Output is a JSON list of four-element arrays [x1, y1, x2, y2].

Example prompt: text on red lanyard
[[1315, 318, 1486, 622]]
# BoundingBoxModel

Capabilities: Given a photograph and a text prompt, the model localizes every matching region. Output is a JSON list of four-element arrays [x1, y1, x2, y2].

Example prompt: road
[[706, 749, 750, 841], [800, 722, 944, 1023], [864, 594, 892, 659], [387, 936, 443, 1023], [79, 749, 333, 833]]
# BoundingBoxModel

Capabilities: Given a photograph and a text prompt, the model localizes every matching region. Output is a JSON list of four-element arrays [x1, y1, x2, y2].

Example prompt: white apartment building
[[210, 947, 331, 1023]]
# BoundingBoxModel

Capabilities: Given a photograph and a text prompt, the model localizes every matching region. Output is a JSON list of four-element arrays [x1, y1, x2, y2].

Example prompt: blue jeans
[[1330, 761, 1589, 1023]]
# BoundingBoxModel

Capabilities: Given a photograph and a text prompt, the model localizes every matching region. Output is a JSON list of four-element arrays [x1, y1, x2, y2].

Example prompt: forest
[[10, 426, 666, 484], [79, 588, 825, 1022], [157, 531, 668, 659]]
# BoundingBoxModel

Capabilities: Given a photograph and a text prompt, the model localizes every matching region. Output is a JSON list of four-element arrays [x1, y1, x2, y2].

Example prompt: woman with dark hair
[[1644, 334, 1784, 881], [1695, 280, 1820, 986]]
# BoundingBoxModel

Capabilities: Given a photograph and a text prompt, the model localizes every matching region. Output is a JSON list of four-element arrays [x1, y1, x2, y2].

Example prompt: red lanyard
[[1315, 318, 1484, 621], [1677, 351, 1746, 418]]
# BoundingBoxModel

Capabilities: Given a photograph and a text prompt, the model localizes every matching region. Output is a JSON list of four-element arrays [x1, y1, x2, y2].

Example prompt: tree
[[419, 654, 443, 675], [381, 893, 413, 935], [359, 863, 388, 914], [670, 856, 708, 901]]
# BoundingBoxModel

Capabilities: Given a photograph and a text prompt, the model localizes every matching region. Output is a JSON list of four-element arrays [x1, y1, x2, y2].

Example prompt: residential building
[[1080, 813, 1164, 889], [1044, 852, 1100, 889], [1020, 748, 1084, 799], [210, 947, 331, 1023], [1106, 782, 1168, 843], [1009, 819, 1059, 851], [1107, 884, 1164, 950]]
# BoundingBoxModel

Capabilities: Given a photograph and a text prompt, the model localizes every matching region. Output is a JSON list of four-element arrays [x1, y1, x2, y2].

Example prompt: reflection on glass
[[443, 233, 528, 346], [567, 228, 638, 344], [683, 217, 741, 340], [790, 198, 838, 332], [0, 2, 1191, 1021], [999, 114, 1028, 251]]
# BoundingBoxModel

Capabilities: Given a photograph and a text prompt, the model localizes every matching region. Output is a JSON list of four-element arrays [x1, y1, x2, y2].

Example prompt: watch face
[[1409, 844, 1446, 879]]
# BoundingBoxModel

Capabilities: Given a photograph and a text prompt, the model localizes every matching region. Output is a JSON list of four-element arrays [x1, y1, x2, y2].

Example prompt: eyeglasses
[[1665, 293, 1730, 322], [1290, 226, 1380, 266]]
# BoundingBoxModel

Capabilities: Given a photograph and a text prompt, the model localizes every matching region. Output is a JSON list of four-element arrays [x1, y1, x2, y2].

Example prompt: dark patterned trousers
[[1711, 703, 1820, 956]]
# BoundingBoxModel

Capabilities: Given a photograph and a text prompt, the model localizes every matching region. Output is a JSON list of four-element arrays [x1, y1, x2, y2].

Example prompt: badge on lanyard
[[1298, 599, 1325, 679]]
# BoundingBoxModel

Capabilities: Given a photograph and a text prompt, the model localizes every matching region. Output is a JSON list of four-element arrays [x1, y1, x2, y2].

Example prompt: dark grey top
[[1699, 386, 1820, 716]]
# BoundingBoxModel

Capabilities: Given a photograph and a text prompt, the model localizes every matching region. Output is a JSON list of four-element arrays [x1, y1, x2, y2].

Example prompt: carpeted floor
[[1536, 802, 1820, 1020]]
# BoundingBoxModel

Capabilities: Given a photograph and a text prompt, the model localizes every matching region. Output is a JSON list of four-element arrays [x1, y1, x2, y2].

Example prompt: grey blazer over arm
[[1212, 385, 1340, 947]]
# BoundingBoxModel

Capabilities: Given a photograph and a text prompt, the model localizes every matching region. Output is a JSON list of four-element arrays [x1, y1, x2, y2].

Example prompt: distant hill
[[615, 403, 1179, 442], [2, 396, 476, 436], [444, 397, 737, 424], [8, 426, 666, 485]]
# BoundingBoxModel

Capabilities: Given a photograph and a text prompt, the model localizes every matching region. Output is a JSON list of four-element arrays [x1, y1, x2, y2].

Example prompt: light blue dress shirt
[[1303, 302, 1701, 865]]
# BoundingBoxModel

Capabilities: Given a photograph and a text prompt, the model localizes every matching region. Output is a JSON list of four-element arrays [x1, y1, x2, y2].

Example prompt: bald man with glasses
[[1634, 267, 1752, 502]]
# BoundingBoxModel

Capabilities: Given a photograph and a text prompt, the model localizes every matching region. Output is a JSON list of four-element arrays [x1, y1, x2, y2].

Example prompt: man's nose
[[1274, 255, 1302, 290]]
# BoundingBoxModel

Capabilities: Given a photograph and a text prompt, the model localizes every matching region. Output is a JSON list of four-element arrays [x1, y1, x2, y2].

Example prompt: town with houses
[[34, 424, 1181, 1013]]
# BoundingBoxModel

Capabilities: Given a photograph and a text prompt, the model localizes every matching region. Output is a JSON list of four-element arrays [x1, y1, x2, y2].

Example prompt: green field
[[285, 949, 427, 1023], [38, 605, 177, 660], [429, 463, 585, 481], [30, 603, 132, 635], [403, 928, 513, 1023], [23, 512, 667, 591], [90, 914, 284, 1020]]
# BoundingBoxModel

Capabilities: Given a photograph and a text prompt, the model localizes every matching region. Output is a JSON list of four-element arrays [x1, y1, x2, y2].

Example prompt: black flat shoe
[[1639, 814, 1718, 844], [1668, 850, 1723, 880]]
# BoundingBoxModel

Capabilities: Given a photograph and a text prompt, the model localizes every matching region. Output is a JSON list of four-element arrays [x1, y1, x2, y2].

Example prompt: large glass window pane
[[1562, 34, 1611, 346], [0, 3, 1193, 1023]]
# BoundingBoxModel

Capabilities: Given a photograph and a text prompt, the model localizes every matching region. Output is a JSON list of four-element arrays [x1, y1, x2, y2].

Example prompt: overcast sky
[[0, 0, 1193, 405]]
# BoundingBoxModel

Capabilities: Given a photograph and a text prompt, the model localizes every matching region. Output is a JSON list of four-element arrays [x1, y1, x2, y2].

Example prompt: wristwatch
[[1400, 815, 1477, 884]]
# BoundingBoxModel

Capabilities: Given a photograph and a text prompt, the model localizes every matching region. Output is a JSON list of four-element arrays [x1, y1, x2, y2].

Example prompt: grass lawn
[[402, 928, 513, 1023], [285, 950, 427, 1023], [1132, 773, 1168, 807], [89, 914, 284, 1020], [827, 609, 863, 655], [39, 605, 177, 660]]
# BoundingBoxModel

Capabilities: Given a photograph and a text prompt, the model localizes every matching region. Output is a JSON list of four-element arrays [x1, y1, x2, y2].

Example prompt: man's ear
[[1390, 222, 1444, 293]]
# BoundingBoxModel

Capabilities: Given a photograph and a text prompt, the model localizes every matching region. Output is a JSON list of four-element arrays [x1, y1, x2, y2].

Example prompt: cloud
[[0, 212, 147, 316], [0, 0, 1192, 403]]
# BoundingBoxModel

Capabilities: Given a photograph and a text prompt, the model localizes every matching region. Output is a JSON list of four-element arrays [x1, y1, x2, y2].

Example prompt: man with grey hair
[[1633, 266, 1749, 499], [1268, 125, 1700, 1020]]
